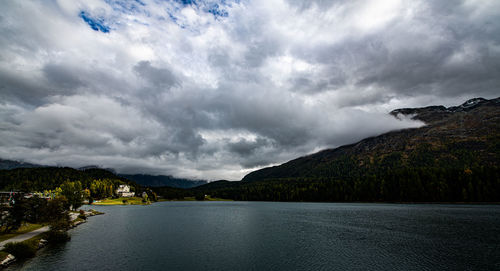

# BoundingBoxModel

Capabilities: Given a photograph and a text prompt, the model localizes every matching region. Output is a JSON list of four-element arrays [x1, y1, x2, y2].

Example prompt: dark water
[[7, 202, 500, 271]]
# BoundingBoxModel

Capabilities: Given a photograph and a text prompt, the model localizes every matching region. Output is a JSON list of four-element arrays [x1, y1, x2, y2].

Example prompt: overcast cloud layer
[[1, 0, 499, 180]]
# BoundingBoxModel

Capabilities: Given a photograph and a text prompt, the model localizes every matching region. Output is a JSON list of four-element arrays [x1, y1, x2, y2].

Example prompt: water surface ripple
[[8, 202, 500, 271]]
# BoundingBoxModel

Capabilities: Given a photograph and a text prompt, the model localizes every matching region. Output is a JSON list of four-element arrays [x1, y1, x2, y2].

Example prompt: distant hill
[[194, 97, 500, 202], [78, 165, 117, 173], [0, 167, 137, 192], [120, 174, 207, 188], [0, 159, 203, 193], [0, 159, 45, 170]]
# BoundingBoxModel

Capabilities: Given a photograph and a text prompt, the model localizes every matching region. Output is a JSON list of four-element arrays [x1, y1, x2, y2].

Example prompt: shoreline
[[0, 209, 104, 269], [154, 199, 500, 205], [181, 200, 500, 205], [90, 196, 232, 206], [91, 197, 151, 206], [95, 198, 499, 205]]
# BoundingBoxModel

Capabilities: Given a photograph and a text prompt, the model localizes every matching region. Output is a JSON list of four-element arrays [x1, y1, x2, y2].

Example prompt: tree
[[24, 195, 48, 223], [150, 190, 158, 202], [60, 181, 83, 210], [46, 215, 71, 243], [0, 194, 28, 233], [83, 188, 91, 200], [195, 193, 205, 201], [89, 179, 115, 199], [144, 189, 158, 202], [43, 195, 71, 243], [44, 196, 69, 222]]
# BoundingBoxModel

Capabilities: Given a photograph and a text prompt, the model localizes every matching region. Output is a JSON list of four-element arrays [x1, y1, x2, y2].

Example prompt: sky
[[0, 0, 499, 180]]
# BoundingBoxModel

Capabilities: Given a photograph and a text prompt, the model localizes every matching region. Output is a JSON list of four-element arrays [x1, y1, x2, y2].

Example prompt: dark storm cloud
[[0, 0, 499, 180], [133, 61, 179, 89], [227, 137, 271, 156], [43, 63, 87, 90], [287, 0, 500, 99], [0, 69, 50, 105], [285, 0, 342, 10]]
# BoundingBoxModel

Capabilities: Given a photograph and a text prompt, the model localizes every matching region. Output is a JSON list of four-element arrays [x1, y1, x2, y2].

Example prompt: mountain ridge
[[188, 97, 499, 202], [241, 97, 499, 183], [0, 159, 46, 170]]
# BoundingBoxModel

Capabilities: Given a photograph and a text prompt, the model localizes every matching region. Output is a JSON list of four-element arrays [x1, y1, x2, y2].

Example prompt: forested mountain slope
[[242, 97, 499, 182], [194, 97, 499, 202]]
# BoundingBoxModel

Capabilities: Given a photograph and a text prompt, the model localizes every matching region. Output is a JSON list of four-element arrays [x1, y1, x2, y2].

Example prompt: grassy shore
[[92, 196, 232, 205], [0, 223, 44, 242], [92, 197, 151, 205], [159, 196, 233, 201]]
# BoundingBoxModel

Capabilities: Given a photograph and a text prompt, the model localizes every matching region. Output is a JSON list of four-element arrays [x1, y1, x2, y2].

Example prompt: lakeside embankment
[[92, 196, 232, 205], [92, 197, 151, 206], [159, 196, 232, 202], [0, 209, 103, 268]]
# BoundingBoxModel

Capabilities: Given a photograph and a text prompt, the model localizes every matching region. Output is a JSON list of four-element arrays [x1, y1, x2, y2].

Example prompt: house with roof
[[116, 185, 135, 197]]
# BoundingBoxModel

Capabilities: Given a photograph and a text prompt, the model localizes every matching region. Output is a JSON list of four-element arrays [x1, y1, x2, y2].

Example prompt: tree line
[[0, 167, 138, 192], [192, 166, 500, 202]]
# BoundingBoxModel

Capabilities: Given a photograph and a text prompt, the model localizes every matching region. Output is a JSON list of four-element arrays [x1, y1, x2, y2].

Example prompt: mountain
[[78, 165, 117, 173], [2, 97, 498, 202], [194, 97, 499, 202], [119, 174, 207, 188], [0, 159, 46, 170], [0, 159, 121, 174], [242, 97, 499, 182]]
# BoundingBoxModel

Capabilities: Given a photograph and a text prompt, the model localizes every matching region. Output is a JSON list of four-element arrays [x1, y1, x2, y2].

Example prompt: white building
[[116, 185, 135, 197]]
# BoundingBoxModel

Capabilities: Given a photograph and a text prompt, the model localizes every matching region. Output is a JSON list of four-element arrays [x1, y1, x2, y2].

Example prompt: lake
[[7, 202, 500, 270]]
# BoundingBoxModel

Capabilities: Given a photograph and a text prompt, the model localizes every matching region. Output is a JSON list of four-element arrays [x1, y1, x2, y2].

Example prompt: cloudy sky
[[0, 0, 499, 180]]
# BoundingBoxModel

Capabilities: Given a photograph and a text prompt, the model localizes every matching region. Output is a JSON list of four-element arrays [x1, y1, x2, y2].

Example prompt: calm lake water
[[7, 202, 500, 270]]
